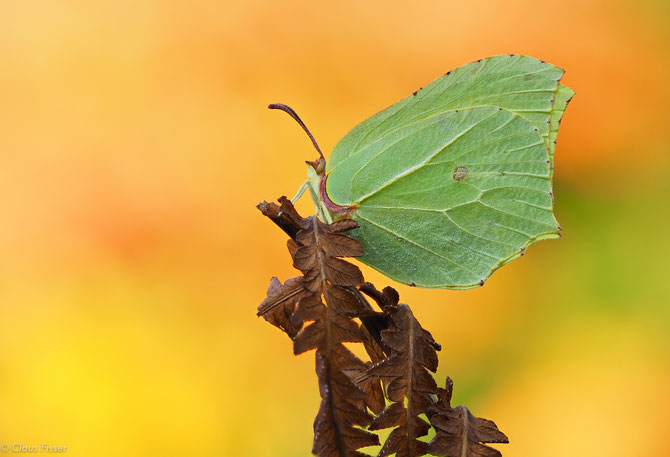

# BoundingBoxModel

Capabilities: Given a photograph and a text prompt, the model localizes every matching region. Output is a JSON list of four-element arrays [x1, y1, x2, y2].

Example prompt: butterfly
[[271, 55, 574, 289]]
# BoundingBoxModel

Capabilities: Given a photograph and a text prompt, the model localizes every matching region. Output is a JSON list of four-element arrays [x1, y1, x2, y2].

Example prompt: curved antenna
[[268, 103, 324, 160]]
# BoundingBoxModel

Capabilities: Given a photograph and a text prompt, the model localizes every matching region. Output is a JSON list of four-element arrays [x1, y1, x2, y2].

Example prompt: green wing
[[323, 55, 574, 289]]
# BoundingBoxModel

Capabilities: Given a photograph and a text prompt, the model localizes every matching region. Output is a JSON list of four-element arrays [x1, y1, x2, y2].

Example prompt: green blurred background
[[0, 1, 669, 456]]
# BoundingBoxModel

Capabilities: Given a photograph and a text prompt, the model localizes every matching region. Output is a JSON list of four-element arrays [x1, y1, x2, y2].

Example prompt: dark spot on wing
[[453, 167, 469, 181], [523, 74, 534, 81]]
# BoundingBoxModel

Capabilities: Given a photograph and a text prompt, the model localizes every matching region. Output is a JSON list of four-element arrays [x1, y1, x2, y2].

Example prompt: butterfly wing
[[548, 83, 576, 166], [325, 55, 574, 289]]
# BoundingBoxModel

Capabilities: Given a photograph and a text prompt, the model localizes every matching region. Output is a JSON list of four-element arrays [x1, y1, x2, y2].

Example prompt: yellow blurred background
[[0, 1, 669, 456]]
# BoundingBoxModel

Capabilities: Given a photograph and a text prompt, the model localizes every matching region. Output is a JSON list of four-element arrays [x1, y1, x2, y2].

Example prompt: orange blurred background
[[0, 1, 669, 456]]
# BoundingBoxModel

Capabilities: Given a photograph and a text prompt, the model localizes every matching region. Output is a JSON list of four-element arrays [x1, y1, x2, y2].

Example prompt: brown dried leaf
[[328, 218, 360, 233], [428, 377, 508, 457], [256, 196, 306, 240], [290, 283, 379, 455], [360, 282, 400, 311], [357, 289, 441, 457], [357, 326, 386, 415], [258, 198, 509, 457], [293, 299, 363, 355], [258, 199, 379, 456], [257, 276, 307, 338], [313, 349, 380, 457], [292, 216, 365, 288]]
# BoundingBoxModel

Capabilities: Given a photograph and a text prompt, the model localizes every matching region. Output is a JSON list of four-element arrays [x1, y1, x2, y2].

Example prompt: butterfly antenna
[[268, 103, 324, 160]]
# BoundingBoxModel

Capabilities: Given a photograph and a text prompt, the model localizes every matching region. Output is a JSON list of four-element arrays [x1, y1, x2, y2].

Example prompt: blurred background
[[0, 1, 669, 456]]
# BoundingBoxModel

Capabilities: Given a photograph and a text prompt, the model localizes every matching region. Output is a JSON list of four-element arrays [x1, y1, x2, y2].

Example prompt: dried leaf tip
[[428, 377, 509, 457], [257, 276, 306, 339]]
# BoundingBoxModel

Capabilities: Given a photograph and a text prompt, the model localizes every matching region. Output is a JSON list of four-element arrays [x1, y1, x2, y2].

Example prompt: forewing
[[323, 55, 573, 288], [348, 107, 558, 288], [327, 54, 565, 204]]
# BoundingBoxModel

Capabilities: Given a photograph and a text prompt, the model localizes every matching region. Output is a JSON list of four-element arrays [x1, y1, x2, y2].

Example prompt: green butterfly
[[271, 55, 574, 289]]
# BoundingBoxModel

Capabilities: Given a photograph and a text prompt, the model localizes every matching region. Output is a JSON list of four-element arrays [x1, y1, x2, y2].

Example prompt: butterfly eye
[[315, 159, 325, 175], [452, 167, 469, 182]]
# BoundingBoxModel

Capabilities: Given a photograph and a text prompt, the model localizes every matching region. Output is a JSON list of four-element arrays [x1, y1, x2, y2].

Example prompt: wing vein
[[356, 213, 480, 277], [355, 110, 499, 203]]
